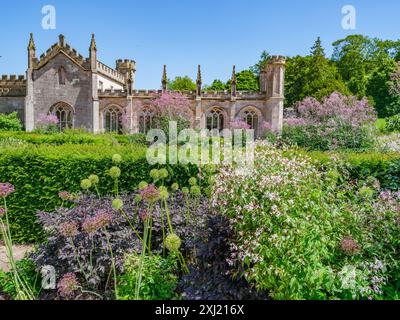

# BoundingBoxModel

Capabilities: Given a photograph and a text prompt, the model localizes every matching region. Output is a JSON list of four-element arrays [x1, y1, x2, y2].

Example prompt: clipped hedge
[[0, 144, 200, 243], [0, 131, 147, 146], [286, 149, 400, 190]]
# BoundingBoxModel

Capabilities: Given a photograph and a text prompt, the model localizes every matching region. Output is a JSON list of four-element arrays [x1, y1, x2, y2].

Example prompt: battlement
[[0, 75, 26, 97], [116, 59, 136, 71], [34, 34, 90, 70], [269, 55, 286, 65], [97, 61, 125, 84]]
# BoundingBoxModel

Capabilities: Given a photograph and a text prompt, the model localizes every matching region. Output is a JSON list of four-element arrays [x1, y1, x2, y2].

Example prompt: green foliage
[[0, 141, 202, 243], [117, 253, 178, 300], [0, 112, 23, 131], [0, 258, 42, 299], [385, 115, 400, 132], [250, 50, 271, 75], [214, 143, 400, 299], [285, 38, 349, 107], [282, 123, 376, 151], [168, 76, 196, 91], [0, 131, 147, 146], [227, 70, 259, 92], [204, 79, 227, 91], [367, 60, 400, 117]]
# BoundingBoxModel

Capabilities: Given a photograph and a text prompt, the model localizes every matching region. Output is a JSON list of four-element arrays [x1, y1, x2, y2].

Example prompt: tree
[[284, 38, 348, 107], [168, 76, 196, 91], [367, 60, 400, 117], [204, 79, 227, 91], [226, 70, 259, 92], [250, 50, 271, 75]]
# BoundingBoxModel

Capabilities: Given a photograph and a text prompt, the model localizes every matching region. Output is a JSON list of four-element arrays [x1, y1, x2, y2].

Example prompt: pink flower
[[0, 207, 6, 218], [58, 273, 80, 299], [37, 114, 59, 126], [59, 221, 78, 238], [139, 184, 160, 203], [59, 191, 72, 201], [151, 91, 193, 121], [0, 183, 15, 198], [340, 236, 360, 255], [230, 119, 250, 130], [82, 210, 113, 234]]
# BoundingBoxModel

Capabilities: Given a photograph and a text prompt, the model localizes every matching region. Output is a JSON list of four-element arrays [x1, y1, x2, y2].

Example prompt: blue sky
[[0, 0, 399, 88]]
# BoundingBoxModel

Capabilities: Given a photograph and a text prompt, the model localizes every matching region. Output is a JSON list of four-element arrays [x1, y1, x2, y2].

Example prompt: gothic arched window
[[49, 102, 74, 131], [103, 105, 123, 133], [206, 108, 224, 131], [58, 66, 66, 85], [139, 107, 155, 134], [243, 110, 259, 132]]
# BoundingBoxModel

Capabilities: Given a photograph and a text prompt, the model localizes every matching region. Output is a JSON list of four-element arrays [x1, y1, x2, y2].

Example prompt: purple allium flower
[[139, 184, 160, 203], [82, 210, 113, 234], [57, 273, 80, 299], [139, 208, 149, 221], [0, 183, 15, 198], [0, 207, 6, 218], [340, 236, 360, 255], [59, 221, 78, 238], [59, 191, 72, 201]]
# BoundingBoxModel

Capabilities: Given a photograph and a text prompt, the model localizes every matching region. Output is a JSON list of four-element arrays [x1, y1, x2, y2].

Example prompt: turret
[[231, 65, 237, 97], [27, 33, 36, 69], [161, 65, 168, 92], [116, 59, 136, 93], [89, 33, 97, 71], [196, 65, 202, 97]]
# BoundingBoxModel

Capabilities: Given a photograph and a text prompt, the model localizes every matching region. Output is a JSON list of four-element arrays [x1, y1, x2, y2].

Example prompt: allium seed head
[[109, 166, 121, 179], [58, 273, 80, 299], [139, 184, 160, 203], [0, 207, 6, 218], [112, 154, 122, 164], [82, 210, 113, 234], [150, 169, 160, 181], [171, 183, 179, 192], [138, 181, 148, 190], [88, 174, 99, 185], [165, 233, 182, 252], [340, 237, 360, 255], [188, 177, 197, 186], [159, 168, 169, 179], [112, 198, 124, 210], [80, 179, 92, 190], [190, 185, 201, 197], [59, 221, 78, 238], [182, 187, 189, 195], [0, 183, 15, 198]]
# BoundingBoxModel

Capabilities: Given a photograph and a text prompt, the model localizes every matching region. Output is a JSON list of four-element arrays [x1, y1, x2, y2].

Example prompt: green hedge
[[0, 144, 200, 243], [0, 131, 147, 146], [286, 149, 400, 190]]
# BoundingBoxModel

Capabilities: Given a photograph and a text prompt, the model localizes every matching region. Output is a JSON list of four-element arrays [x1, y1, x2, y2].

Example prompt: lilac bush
[[283, 92, 377, 150]]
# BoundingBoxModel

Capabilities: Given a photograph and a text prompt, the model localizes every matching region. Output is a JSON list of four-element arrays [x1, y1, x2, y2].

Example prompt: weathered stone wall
[[0, 97, 25, 122], [31, 53, 92, 130]]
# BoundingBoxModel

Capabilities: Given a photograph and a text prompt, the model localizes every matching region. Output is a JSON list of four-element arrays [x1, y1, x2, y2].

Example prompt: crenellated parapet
[[0, 75, 26, 97], [97, 61, 125, 84], [32, 34, 91, 70]]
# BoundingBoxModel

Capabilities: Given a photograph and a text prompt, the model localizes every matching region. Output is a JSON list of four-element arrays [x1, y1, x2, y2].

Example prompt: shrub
[[0, 112, 22, 131], [283, 92, 377, 151], [179, 215, 268, 300], [0, 144, 205, 243], [213, 141, 400, 299], [30, 188, 211, 299], [385, 114, 400, 133], [0, 258, 42, 299], [0, 131, 147, 146], [117, 253, 178, 300]]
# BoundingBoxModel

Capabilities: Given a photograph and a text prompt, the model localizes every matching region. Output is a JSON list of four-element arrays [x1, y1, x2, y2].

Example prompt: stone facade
[[0, 34, 286, 135]]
